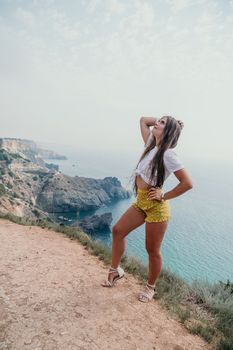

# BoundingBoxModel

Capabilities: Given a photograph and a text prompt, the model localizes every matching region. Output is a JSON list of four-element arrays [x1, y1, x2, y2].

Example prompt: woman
[[102, 116, 193, 302]]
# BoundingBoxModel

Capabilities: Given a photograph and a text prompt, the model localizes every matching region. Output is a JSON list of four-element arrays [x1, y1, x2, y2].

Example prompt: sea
[[41, 143, 233, 286]]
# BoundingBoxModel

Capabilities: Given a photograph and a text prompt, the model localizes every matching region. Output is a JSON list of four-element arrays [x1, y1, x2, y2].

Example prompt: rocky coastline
[[72, 212, 113, 234], [0, 138, 131, 225]]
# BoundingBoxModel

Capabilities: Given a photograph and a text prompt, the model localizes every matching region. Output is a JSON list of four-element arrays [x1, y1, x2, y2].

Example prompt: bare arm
[[163, 169, 193, 200], [140, 116, 157, 144], [147, 169, 193, 201]]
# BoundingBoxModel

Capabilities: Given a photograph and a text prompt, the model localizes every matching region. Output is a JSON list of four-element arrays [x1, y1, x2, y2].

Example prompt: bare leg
[[111, 206, 145, 267], [138, 221, 168, 301], [145, 221, 168, 284], [105, 206, 146, 285]]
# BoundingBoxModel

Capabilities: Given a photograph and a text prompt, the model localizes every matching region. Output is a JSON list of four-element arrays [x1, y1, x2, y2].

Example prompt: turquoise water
[[44, 144, 233, 285]]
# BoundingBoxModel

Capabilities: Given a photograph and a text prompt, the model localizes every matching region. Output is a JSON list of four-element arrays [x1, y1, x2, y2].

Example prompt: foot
[[138, 283, 157, 302], [101, 266, 125, 287]]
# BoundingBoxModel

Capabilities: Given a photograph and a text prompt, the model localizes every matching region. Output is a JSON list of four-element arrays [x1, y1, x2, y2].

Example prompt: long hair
[[133, 116, 183, 195]]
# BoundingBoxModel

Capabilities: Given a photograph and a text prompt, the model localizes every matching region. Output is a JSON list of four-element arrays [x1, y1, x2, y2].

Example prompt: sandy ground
[[0, 219, 211, 350]]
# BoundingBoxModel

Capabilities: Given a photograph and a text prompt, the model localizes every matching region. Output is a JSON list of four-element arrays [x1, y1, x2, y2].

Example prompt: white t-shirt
[[135, 132, 184, 186]]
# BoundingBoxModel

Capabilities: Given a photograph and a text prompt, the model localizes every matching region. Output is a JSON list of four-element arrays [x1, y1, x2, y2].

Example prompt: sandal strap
[[140, 290, 154, 297], [109, 266, 118, 271], [139, 287, 155, 301], [108, 270, 118, 274], [146, 282, 156, 290], [109, 266, 124, 277], [103, 280, 112, 287], [138, 283, 157, 302], [102, 267, 125, 288]]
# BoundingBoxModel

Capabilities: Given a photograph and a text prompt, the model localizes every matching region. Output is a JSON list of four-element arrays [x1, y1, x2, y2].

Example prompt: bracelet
[[160, 193, 165, 202]]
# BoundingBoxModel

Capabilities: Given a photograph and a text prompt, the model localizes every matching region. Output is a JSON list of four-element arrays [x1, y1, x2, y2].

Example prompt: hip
[[132, 189, 171, 223]]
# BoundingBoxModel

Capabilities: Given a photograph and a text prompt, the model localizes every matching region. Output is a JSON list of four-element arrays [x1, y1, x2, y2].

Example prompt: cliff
[[0, 138, 66, 165], [37, 173, 129, 213], [0, 138, 131, 220], [37, 148, 67, 160]]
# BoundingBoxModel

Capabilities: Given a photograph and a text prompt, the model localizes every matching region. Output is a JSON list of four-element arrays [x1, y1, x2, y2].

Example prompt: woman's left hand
[[147, 187, 163, 201]]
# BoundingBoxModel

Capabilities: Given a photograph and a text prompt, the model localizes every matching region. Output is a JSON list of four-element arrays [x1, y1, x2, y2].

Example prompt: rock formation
[[0, 138, 66, 165], [36, 173, 130, 213], [75, 212, 113, 234], [0, 138, 131, 221]]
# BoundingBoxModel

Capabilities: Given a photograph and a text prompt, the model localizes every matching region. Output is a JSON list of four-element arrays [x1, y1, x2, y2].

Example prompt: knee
[[112, 224, 123, 239], [146, 246, 161, 259]]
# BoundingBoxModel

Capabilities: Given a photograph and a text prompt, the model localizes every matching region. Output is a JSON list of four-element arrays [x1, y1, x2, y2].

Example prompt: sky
[[0, 0, 233, 163]]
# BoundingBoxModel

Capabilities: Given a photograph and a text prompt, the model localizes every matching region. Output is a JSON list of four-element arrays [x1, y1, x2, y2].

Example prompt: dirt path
[[0, 219, 210, 350]]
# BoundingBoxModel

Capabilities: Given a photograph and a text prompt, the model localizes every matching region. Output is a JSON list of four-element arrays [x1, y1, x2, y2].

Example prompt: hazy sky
[[0, 0, 233, 162]]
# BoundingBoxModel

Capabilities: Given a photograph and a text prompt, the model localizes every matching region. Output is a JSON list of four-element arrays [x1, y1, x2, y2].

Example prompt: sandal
[[101, 266, 125, 287], [138, 283, 157, 302]]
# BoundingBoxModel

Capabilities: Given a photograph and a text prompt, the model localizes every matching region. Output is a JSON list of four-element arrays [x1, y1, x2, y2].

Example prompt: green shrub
[[32, 209, 40, 217], [217, 336, 233, 350], [0, 184, 6, 196], [189, 323, 216, 342], [0, 168, 5, 176], [9, 152, 23, 160], [0, 149, 11, 162]]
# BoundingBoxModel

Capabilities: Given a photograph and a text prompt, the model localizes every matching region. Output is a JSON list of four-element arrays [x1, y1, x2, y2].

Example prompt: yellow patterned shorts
[[132, 189, 171, 223]]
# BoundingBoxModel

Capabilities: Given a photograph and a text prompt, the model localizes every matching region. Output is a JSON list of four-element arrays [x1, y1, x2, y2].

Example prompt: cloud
[[86, 0, 103, 14], [107, 0, 126, 15], [166, 0, 214, 14], [49, 10, 80, 41], [166, 0, 198, 13], [0, 0, 233, 158], [13, 7, 35, 27]]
